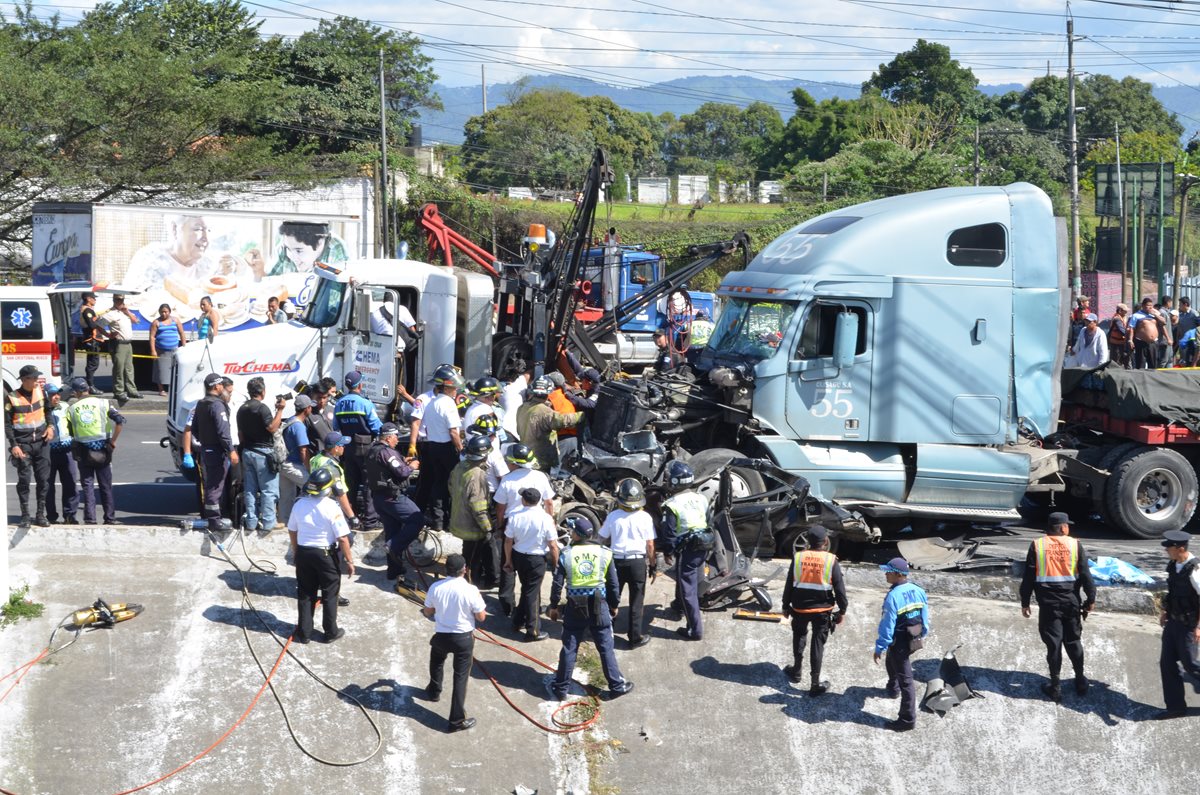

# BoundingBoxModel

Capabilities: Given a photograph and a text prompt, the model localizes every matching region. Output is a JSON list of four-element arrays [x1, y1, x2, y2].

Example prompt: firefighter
[[661, 460, 715, 641], [65, 377, 125, 525], [515, 375, 582, 473], [1019, 511, 1096, 702], [780, 526, 847, 695], [463, 376, 503, 435], [1155, 530, 1200, 720], [874, 558, 930, 732], [190, 373, 237, 532], [448, 434, 495, 586], [366, 422, 424, 586], [547, 516, 634, 701], [287, 467, 355, 644], [6, 364, 53, 527], [332, 370, 383, 529], [413, 364, 464, 533]]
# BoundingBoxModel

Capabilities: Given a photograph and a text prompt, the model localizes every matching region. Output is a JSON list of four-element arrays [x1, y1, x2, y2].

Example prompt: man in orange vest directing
[[780, 526, 847, 695], [1019, 511, 1096, 702]]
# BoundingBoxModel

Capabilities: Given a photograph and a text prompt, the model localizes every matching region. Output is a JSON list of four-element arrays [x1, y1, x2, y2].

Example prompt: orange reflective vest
[[791, 549, 836, 613], [1034, 535, 1079, 584], [8, 386, 46, 433], [549, 388, 578, 438]]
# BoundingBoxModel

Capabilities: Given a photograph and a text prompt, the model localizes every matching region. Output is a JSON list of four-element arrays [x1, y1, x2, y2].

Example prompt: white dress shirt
[[599, 508, 656, 558], [424, 575, 485, 634], [288, 495, 350, 547], [422, 393, 460, 443], [495, 467, 554, 516], [504, 504, 557, 555]]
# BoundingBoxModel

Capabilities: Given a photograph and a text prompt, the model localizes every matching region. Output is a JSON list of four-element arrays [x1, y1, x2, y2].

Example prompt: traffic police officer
[[312, 430, 358, 607], [287, 468, 355, 644], [781, 526, 847, 694], [661, 460, 714, 641], [1019, 511, 1096, 701], [44, 383, 79, 524], [548, 516, 634, 701], [448, 434, 495, 586], [192, 372, 237, 531], [1156, 530, 1200, 719], [6, 364, 53, 527], [366, 422, 425, 585], [598, 478, 656, 649], [515, 375, 582, 472], [333, 370, 383, 529], [65, 376, 125, 525], [874, 557, 930, 732]]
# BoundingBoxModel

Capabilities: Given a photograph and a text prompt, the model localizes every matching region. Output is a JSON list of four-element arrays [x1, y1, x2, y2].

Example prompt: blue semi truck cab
[[645, 182, 1193, 543]]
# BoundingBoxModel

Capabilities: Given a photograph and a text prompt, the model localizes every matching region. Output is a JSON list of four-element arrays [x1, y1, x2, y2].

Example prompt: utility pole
[[1158, 160, 1166, 299], [379, 48, 389, 258], [482, 65, 487, 114], [1116, 123, 1127, 303], [1067, 17, 1082, 301], [974, 125, 981, 186]]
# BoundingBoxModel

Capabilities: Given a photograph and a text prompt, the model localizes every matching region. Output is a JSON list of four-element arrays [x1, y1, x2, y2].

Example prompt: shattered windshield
[[707, 298, 796, 362]]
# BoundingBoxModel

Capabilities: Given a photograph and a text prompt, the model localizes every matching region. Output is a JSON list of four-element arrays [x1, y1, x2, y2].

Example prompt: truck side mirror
[[833, 311, 858, 368], [353, 291, 371, 332]]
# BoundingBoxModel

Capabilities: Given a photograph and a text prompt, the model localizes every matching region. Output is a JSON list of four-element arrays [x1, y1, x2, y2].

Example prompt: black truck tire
[[687, 448, 766, 500], [1104, 447, 1198, 539]]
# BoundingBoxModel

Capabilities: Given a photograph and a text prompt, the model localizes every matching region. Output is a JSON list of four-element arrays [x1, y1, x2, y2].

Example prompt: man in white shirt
[[494, 444, 555, 523], [423, 553, 487, 733], [463, 376, 504, 434], [369, 301, 418, 351], [413, 365, 464, 533], [503, 488, 561, 642], [287, 468, 355, 644], [599, 478, 656, 648], [499, 371, 528, 442]]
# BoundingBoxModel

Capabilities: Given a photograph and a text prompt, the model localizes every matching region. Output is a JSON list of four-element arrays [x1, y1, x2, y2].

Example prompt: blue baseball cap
[[344, 371, 364, 389], [44, 382, 61, 395], [324, 431, 351, 449], [69, 376, 90, 394], [880, 557, 910, 575]]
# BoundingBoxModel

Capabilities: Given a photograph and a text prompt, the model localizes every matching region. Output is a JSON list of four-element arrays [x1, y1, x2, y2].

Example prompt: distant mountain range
[[415, 74, 1200, 146]]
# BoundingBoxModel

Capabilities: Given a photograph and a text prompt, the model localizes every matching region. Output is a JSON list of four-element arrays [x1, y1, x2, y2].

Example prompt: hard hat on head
[[470, 376, 500, 397], [564, 515, 595, 540], [467, 413, 500, 438], [504, 443, 537, 468], [529, 376, 554, 398], [304, 467, 336, 496], [615, 478, 646, 510], [464, 434, 492, 461], [666, 460, 694, 491], [431, 364, 460, 388]]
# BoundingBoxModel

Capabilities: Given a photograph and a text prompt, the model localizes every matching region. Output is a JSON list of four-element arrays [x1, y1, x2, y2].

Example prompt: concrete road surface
[[0, 526, 1194, 795]]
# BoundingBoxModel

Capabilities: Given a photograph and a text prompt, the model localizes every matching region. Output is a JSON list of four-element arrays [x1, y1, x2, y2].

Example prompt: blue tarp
[[1088, 556, 1155, 586]]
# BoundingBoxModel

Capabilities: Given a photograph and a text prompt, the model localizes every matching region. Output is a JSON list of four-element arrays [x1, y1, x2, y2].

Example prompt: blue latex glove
[[182, 453, 195, 469]]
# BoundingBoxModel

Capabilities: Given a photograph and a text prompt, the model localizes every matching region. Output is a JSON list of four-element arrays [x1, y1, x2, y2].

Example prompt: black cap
[[1047, 511, 1074, 527], [379, 422, 400, 437], [18, 364, 41, 379], [82, 291, 96, 300], [203, 372, 223, 388], [445, 554, 467, 574], [806, 526, 829, 544], [1162, 530, 1191, 548]]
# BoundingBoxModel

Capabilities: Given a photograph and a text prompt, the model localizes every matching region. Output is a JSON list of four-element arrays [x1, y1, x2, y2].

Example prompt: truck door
[[344, 286, 397, 409], [785, 301, 873, 441]]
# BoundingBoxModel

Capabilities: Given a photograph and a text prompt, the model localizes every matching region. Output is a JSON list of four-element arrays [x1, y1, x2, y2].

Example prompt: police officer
[[515, 375, 583, 473], [44, 383, 79, 525], [333, 371, 383, 529], [414, 364, 464, 533], [448, 434, 496, 587], [311, 431, 359, 527], [874, 558, 930, 732], [686, 311, 715, 365], [366, 422, 425, 585], [548, 516, 634, 701], [65, 376, 125, 525], [6, 364, 53, 527], [781, 526, 847, 695], [598, 478, 656, 649], [661, 461, 714, 641], [192, 372, 238, 531], [1019, 511, 1096, 701], [651, 328, 680, 373], [287, 468, 355, 644], [1156, 530, 1200, 719]]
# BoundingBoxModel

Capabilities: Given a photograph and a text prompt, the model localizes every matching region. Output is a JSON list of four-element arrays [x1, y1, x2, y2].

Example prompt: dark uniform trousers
[[512, 551, 548, 633], [200, 450, 230, 530], [885, 633, 917, 725], [614, 557, 649, 642], [1160, 620, 1200, 712], [429, 631, 474, 725], [373, 492, 425, 578], [47, 444, 79, 521], [1038, 602, 1085, 678], [11, 436, 50, 515], [676, 546, 707, 640], [344, 437, 378, 526], [551, 607, 627, 698], [416, 440, 458, 532], [495, 534, 514, 611], [791, 612, 833, 679], [462, 537, 501, 591], [295, 545, 341, 640]]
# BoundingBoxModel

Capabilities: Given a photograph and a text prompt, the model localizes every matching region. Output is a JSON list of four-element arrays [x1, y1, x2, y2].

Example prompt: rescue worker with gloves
[[366, 422, 424, 586], [6, 364, 53, 527], [781, 526, 847, 695], [65, 377, 125, 525], [287, 467, 355, 644], [660, 460, 717, 641], [547, 516, 635, 701], [1019, 511, 1096, 702], [448, 434, 496, 587], [515, 375, 583, 473], [1156, 530, 1200, 720], [333, 370, 383, 529], [873, 557, 930, 732]]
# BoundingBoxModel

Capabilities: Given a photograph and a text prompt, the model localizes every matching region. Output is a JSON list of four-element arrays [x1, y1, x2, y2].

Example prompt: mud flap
[[921, 644, 983, 717]]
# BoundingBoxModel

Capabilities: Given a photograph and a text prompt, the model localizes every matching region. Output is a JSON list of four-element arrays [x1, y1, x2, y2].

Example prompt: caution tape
[[74, 348, 170, 361]]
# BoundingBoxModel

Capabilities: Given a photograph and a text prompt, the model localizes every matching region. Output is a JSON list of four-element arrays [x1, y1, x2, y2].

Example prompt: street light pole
[[1175, 174, 1197, 303], [1067, 18, 1082, 301]]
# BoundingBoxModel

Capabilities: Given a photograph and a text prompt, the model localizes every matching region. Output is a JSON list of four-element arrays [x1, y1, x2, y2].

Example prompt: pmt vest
[[664, 491, 708, 536], [564, 545, 612, 591], [67, 397, 113, 443]]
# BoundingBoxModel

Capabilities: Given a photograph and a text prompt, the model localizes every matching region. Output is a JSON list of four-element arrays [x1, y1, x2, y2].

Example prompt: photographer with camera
[[236, 377, 287, 532]]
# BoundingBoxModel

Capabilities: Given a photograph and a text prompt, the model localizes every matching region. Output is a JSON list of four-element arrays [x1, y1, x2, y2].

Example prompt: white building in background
[[507, 187, 534, 200], [719, 181, 751, 203], [636, 177, 670, 204], [757, 181, 784, 204], [677, 175, 710, 205]]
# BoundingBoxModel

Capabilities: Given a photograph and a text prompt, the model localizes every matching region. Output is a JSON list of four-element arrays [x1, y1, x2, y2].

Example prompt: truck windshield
[[707, 298, 797, 361], [301, 277, 347, 328]]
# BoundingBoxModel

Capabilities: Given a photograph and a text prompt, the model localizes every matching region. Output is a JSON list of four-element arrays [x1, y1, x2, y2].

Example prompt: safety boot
[[1041, 677, 1062, 702], [18, 513, 32, 529], [1074, 673, 1089, 697], [34, 509, 50, 527], [809, 680, 831, 696]]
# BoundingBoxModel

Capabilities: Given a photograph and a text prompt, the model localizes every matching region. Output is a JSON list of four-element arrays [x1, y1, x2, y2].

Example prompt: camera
[[277, 392, 294, 401]]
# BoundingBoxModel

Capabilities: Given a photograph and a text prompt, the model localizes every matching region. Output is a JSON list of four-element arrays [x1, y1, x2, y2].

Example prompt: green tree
[[785, 139, 966, 203], [975, 122, 1066, 195], [1080, 130, 1183, 194], [863, 39, 981, 118], [665, 101, 782, 181], [1079, 75, 1183, 143]]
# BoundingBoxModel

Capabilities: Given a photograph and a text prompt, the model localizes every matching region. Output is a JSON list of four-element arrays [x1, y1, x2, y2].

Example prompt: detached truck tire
[[1104, 447, 1198, 539]]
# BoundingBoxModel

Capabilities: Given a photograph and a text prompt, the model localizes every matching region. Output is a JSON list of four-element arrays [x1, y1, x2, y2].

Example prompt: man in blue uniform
[[874, 557, 930, 732], [191, 372, 238, 531], [333, 370, 383, 529], [547, 516, 634, 701], [661, 460, 715, 641], [44, 383, 79, 524], [65, 377, 125, 525], [1156, 530, 1200, 719], [366, 422, 425, 586]]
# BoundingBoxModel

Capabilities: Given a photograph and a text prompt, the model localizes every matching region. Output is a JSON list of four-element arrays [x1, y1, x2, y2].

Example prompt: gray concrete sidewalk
[[0, 526, 1194, 795]]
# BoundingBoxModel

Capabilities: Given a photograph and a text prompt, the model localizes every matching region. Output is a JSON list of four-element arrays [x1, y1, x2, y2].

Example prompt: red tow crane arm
[[418, 203, 501, 278]]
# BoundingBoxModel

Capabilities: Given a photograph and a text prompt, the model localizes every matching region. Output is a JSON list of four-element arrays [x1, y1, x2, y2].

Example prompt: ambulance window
[[796, 305, 867, 359], [948, 223, 1006, 267], [1, 301, 43, 340]]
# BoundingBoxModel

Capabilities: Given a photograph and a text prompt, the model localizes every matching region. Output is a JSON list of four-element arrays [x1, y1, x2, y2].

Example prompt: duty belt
[[613, 553, 645, 559], [51, 441, 73, 450]]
